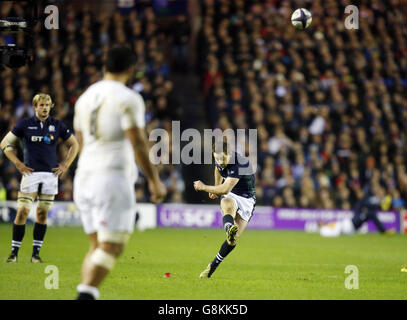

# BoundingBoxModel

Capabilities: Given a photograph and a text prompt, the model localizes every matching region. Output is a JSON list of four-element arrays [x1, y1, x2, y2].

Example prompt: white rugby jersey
[[74, 80, 145, 175]]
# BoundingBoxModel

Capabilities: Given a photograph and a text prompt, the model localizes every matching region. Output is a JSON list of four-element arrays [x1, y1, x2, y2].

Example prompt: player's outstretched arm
[[125, 127, 167, 203], [194, 177, 239, 196], [52, 135, 80, 178], [0, 131, 33, 175]]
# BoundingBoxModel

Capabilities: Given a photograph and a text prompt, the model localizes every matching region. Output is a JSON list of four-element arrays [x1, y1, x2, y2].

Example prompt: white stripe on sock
[[216, 253, 224, 261], [12, 241, 22, 247]]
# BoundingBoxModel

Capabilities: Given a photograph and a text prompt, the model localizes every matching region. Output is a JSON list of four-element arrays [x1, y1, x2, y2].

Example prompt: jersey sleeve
[[227, 163, 241, 178], [11, 119, 25, 138], [228, 154, 253, 178], [120, 93, 146, 130], [59, 121, 72, 140]]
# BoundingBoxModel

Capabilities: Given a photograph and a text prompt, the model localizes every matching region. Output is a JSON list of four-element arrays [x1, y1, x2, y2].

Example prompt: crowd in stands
[[0, 1, 185, 203], [198, 0, 407, 210]]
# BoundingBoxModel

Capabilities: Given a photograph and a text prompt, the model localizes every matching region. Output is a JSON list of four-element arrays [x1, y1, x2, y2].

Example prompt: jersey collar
[[33, 115, 52, 124]]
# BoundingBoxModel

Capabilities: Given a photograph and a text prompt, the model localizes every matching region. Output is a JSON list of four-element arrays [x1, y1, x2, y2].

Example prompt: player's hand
[[52, 163, 69, 178], [16, 162, 34, 175], [194, 180, 206, 191], [209, 193, 218, 199], [149, 180, 167, 203]]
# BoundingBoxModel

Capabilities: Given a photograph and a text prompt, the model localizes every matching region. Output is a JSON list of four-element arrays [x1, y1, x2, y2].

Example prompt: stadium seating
[[197, 0, 407, 209], [0, 1, 184, 203]]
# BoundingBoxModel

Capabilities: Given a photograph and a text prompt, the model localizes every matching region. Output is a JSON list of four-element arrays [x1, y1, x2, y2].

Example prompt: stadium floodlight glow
[[0, 45, 32, 69]]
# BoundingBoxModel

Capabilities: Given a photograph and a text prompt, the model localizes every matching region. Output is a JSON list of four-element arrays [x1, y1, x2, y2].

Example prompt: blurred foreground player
[[1, 93, 79, 263], [73, 45, 166, 300], [319, 185, 395, 237], [194, 139, 256, 278]]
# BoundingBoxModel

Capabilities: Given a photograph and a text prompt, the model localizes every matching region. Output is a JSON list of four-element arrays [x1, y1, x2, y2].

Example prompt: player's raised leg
[[200, 197, 239, 278], [6, 192, 37, 263], [221, 197, 239, 245], [31, 193, 54, 263]]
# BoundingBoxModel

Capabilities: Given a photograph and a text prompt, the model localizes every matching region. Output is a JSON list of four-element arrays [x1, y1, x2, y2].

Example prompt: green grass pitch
[[0, 224, 406, 300]]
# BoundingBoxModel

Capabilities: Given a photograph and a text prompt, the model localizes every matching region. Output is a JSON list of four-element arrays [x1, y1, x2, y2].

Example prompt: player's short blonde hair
[[32, 93, 54, 108]]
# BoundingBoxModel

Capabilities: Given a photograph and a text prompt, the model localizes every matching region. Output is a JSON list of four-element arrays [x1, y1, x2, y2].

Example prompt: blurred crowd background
[[0, 0, 186, 203], [198, 0, 407, 210], [1, 0, 407, 212]]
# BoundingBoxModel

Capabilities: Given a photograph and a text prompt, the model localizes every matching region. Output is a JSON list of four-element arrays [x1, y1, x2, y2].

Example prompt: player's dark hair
[[105, 45, 136, 73], [212, 138, 231, 155]]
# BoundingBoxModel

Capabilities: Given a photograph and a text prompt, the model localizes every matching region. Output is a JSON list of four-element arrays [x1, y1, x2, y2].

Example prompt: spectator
[[171, 15, 190, 72]]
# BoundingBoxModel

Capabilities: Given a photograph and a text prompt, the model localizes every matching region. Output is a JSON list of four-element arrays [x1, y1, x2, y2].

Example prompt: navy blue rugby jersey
[[215, 152, 256, 199], [11, 116, 72, 172]]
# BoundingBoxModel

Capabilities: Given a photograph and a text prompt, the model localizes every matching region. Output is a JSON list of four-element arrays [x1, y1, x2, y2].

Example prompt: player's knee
[[90, 248, 116, 271], [97, 231, 130, 257], [36, 209, 48, 224], [38, 196, 54, 212], [15, 208, 30, 224], [221, 197, 234, 207], [36, 196, 54, 223], [221, 197, 236, 215], [16, 207, 30, 218], [99, 242, 124, 258], [16, 195, 34, 223]]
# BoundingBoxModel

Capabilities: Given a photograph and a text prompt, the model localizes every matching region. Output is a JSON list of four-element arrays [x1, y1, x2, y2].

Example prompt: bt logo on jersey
[[31, 135, 54, 144], [31, 136, 44, 142]]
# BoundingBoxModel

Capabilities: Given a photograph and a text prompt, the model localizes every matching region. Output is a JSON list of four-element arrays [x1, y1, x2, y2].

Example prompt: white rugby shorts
[[222, 192, 256, 222], [20, 172, 58, 195], [73, 171, 136, 235]]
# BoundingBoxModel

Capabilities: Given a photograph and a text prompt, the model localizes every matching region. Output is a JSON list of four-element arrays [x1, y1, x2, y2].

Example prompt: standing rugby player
[[194, 139, 256, 278], [1, 93, 79, 263], [73, 45, 166, 300]]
